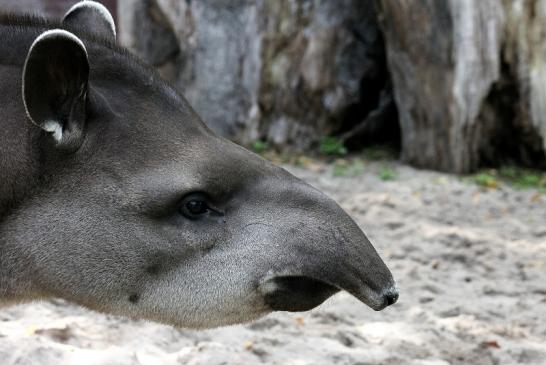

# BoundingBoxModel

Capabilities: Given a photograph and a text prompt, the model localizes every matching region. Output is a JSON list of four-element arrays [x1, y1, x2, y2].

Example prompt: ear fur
[[22, 29, 89, 152], [62, 1, 116, 41]]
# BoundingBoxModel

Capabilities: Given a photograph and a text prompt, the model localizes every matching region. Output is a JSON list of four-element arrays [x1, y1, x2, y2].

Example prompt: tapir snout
[[231, 174, 399, 313]]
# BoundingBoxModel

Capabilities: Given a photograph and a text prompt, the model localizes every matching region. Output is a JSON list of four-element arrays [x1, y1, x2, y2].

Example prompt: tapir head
[[12, 1, 397, 328]]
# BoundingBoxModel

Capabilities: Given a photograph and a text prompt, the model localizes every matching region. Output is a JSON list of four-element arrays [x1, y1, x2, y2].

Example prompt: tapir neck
[[0, 72, 41, 222], [0, 20, 44, 302], [0, 83, 41, 302], [0, 117, 40, 302]]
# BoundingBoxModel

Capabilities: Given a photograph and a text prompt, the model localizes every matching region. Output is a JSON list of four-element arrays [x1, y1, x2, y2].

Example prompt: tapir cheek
[[123, 257, 269, 328]]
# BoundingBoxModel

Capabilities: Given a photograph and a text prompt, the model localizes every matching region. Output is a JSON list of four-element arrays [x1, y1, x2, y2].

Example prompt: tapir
[[0, 1, 398, 328]]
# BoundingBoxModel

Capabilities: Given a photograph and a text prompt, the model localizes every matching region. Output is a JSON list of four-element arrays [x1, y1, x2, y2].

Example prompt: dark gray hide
[[0, 2, 397, 328]]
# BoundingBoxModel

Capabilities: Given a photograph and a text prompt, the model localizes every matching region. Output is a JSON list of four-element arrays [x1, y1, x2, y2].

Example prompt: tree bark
[[378, 0, 546, 172], [117, 0, 389, 149], [502, 0, 546, 167], [378, 0, 505, 173]]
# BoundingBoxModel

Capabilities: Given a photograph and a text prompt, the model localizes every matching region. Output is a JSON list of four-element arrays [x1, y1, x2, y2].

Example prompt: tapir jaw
[[258, 275, 340, 312], [258, 272, 398, 313]]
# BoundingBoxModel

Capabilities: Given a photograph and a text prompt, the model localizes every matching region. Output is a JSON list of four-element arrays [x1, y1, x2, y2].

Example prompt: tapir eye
[[179, 194, 211, 219]]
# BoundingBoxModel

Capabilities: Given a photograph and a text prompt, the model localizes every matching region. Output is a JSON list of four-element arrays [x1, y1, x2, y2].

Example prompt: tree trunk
[[502, 0, 546, 167], [378, 0, 546, 173], [117, 0, 390, 149], [378, 0, 505, 173]]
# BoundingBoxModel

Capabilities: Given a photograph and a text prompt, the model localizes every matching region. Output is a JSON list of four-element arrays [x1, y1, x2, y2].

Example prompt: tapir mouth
[[258, 274, 399, 312], [259, 275, 339, 312]]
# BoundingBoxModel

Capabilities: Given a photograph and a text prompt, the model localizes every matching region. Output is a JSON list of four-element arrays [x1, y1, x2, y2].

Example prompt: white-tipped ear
[[63, 0, 116, 41], [22, 29, 89, 151]]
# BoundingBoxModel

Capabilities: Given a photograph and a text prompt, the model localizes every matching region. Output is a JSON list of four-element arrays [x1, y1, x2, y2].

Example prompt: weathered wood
[[7, 0, 545, 172], [118, 0, 388, 149], [378, 0, 546, 172], [378, 0, 505, 173], [502, 0, 546, 167]]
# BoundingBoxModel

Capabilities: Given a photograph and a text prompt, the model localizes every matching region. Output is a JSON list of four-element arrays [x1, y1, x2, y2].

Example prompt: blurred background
[[5, 0, 546, 174], [1, 1, 545, 365]]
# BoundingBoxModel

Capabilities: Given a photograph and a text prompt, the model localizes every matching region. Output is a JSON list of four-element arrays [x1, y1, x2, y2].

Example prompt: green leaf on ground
[[319, 137, 347, 156], [378, 166, 397, 181], [333, 159, 365, 177], [251, 140, 269, 154]]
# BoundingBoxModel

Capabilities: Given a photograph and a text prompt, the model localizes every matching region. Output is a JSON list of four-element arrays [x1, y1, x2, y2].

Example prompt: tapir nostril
[[383, 286, 399, 306]]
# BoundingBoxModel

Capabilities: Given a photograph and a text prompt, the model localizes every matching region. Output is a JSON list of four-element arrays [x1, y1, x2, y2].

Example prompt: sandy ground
[[1, 161, 545, 365]]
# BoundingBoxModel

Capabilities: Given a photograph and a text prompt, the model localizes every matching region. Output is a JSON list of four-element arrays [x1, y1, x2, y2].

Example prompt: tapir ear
[[22, 29, 89, 151], [62, 0, 116, 41]]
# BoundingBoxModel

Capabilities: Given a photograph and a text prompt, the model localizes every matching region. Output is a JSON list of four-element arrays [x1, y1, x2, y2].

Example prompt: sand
[[1, 161, 545, 365]]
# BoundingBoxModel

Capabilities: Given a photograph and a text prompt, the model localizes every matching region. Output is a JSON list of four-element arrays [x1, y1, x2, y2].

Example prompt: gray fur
[[0, 6, 397, 328]]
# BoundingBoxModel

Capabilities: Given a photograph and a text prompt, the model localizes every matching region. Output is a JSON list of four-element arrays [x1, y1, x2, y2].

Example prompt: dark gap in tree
[[478, 56, 546, 170], [334, 18, 401, 156]]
